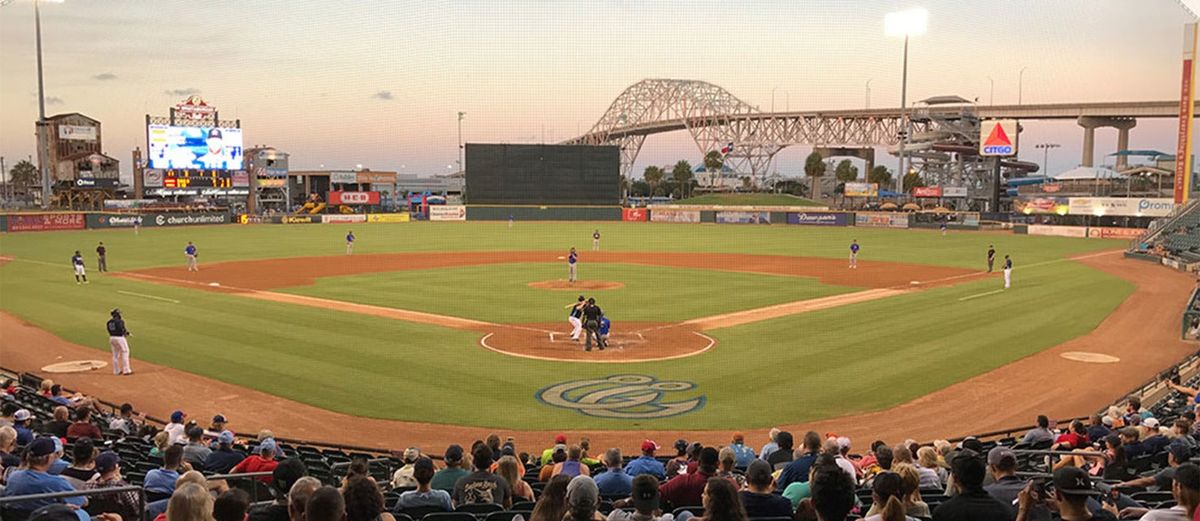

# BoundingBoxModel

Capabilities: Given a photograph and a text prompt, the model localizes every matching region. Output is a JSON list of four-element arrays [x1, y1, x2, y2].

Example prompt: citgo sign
[[980, 120, 1018, 156]]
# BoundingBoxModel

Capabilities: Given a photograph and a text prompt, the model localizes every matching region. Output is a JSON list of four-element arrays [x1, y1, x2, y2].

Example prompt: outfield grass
[[0, 223, 1132, 429], [282, 263, 858, 323], [671, 193, 823, 206]]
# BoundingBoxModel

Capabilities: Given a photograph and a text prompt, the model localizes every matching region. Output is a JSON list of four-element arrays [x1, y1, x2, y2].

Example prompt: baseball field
[[0, 221, 1161, 437]]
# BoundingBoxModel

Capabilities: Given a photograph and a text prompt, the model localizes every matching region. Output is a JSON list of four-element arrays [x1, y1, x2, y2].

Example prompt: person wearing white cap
[[565, 475, 602, 521], [12, 408, 33, 445]]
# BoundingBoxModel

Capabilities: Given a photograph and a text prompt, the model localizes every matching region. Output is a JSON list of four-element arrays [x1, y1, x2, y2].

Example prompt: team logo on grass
[[536, 375, 705, 419]]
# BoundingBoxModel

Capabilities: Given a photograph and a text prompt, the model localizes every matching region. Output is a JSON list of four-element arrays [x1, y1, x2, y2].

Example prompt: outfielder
[[849, 240, 860, 269], [592, 229, 601, 251], [1003, 255, 1013, 289], [71, 251, 89, 284], [106, 309, 133, 375], [567, 247, 578, 283], [565, 295, 585, 341], [987, 245, 996, 273], [346, 230, 355, 255], [184, 241, 199, 272]]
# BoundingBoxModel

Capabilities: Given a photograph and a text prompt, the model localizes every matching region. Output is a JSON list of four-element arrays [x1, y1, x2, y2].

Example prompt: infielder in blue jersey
[[185, 242, 199, 272], [71, 251, 89, 284], [849, 240, 860, 269], [568, 247, 578, 283], [346, 230, 355, 255]]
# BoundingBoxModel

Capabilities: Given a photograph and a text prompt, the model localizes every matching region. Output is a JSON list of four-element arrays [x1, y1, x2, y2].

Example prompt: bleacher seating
[[1142, 200, 1200, 262]]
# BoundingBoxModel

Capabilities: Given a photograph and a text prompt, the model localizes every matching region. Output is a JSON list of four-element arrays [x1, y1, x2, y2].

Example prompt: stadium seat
[[397, 505, 452, 519], [457, 503, 503, 516], [511, 501, 538, 511], [672, 506, 704, 518], [425, 512, 480, 521], [485, 512, 527, 521]]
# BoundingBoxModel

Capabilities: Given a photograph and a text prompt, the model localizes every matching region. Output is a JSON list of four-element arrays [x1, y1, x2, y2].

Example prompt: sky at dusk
[[0, 0, 1196, 180]]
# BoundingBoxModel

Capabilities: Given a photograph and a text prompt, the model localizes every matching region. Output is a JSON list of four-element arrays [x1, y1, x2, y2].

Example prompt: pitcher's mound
[[528, 280, 625, 291]]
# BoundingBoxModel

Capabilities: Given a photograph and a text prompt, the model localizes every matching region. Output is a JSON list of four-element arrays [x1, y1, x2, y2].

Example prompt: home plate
[[209, 282, 221, 287]]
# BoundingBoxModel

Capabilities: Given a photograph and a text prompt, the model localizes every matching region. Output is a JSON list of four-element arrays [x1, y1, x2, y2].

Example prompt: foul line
[[116, 290, 180, 304], [479, 331, 717, 364], [957, 289, 1005, 302]]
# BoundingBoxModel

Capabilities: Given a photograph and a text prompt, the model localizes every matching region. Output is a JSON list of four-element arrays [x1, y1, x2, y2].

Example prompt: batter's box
[[548, 332, 647, 344]]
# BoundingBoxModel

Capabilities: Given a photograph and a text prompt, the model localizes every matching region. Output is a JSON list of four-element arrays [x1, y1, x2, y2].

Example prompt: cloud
[[164, 88, 200, 96], [46, 97, 64, 105], [372, 91, 394, 101], [93, 73, 118, 81]]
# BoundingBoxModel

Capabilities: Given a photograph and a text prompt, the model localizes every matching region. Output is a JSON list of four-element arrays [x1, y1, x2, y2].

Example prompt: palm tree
[[804, 152, 827, 200], [671, 160, 694, 199], [643, 165, 666, 196], [8, 160, 38, 188]]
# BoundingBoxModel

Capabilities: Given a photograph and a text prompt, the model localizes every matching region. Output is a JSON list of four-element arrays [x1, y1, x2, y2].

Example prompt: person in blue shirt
[[729, 433, 756, 468], [12, 409, 33, 446], [597, 317, 611, 349], [2, 438, 85, 511], [568, 247, 578, 283], [70, 251, 88, 284], [184, 242, 199, 272], [849, 240, 860, 269], [594, 448, 632, 497], [623, 440, 666, 480], [776, 431, 823, 491], [346, 230, 355, 255], [144, 444, 184, 500]]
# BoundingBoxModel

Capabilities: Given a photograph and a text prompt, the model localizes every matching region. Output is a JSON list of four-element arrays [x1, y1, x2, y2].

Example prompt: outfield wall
[[466, 205, 622, 221]]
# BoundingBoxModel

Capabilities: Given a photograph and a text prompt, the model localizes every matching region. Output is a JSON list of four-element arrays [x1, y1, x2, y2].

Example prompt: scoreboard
[[162, 170, 234, 188]]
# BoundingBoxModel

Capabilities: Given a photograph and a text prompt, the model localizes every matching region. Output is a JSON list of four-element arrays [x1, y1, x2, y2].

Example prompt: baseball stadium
[[2, 2, 1200, 521]]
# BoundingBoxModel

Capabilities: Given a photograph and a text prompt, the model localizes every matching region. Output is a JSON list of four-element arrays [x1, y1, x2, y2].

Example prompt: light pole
[[30, 0, 65, 208], [865, 79, 872, 109], [1034, 143, 1060, 176], [986, 76, 994, 105], [1018, 66, 1028, 105], [886, 7, 927, 196], [457, 111, 465, 174]]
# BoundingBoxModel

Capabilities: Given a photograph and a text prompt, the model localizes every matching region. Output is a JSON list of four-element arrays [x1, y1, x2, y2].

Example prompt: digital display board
[[162, 170, 234, 189], [465, 144, 620, 205], [147, 124, 244, 170]]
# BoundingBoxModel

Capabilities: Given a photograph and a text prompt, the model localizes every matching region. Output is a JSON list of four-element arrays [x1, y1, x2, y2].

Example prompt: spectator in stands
[[166, 482, 214, 521], [565, 475, 604, 521], [729, 433, 755, 468], [556, 445, 592, 479], [287, 477, 322, 521], [836, 437, 862, 478], [606, 474, 672, 521], [530, 474, 572, 521], [499, 455, 535, 502], [145, 444, 186, 500], [13, 408, 34, 445], [983, 447, 1048, 521], [1087, 415, 1111, 443], [932, 440, 952, 469], [84, 451, 140, 521], [665, 440, 693, 477], [397, 457, 453, 512], [739, 460, 791, 518], [682, 478, 746, 521], [858, 440, 887, 472], [862, 445, 894, 487], [430, 445, 467, 493], [46, 436, 69, 475], [307, 486, 347, 521], [889, 464, 931, 518], [1, 438, 85, 511], [206, 415, 229, 439], [580, 438, 600, 468], [1172, 419, 1198, 450], [182, 426, 212, 468], [0, 425, 20, 482], [541, 446, 568, 481], [1115, 443, 1189, 491], [0, 402, 18, 429], [1115, 462, 1200, 520], [1120, 427, 1148, 458], [107, 403, 142, 436], [715, 447, 745, 489], [763, 431, 794, 471], [1050, 421, 1090, 451], [64, 407, 101, 441], [165, 410, 188, 445], [931, 450, 1011, 521], [894, 445, 937, 490], [249, 457, 307, 521], [150, 431, 171, 459], [60, 438, 98, 488], [255, 431, 285, 459], [824, 439, 856, 484], [594, 448, 632, 497], [214, 489, 251, 521], [778, 432, 822, 490], [625, 440, 666, 480], [452, 444, 511, 507], [660, 447, 718, 510], [804, 463, 856, 521], [1141, 418, 1173, 455], [1125, 397, 1151, 424], [390, 447, 421, 488], [916, 447, 946, 487], [339, 459, 370, 491], [862, 472, 911, 521], [231, 438, 279, 484], [147, 465, 215, 520], [759, 428, 781, 462], [542, 434, 569, 465], [1015, 467, 1117, 521], [204, 431, 245, 474], [342, 475, 396, 521], [44, 406, 70, 438], [1020, 415, 1055, 446]]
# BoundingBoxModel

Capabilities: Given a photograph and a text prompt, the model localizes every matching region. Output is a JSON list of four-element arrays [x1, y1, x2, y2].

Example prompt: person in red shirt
[[66, 407, 103, 441], [1051, 420, 1090, 451], [660, 447, 719, 510], [231, 438, 279, 484]]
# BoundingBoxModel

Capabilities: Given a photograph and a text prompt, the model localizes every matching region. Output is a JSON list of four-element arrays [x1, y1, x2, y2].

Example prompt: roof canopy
[[1052, 166, 1123, 180]]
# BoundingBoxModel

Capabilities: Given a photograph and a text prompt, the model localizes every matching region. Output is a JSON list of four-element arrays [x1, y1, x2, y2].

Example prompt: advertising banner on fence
[[650, 209, 701, 223], [7, 213, 86, 232], [622, 208, 648, 222], [322, 214, 367, 224], [86, 212, 229, 228], [844, 182, 879, 198], [429, 205, 467, 221], [1014, 197, 1070, 215], [328, 191, 381, 205], [1086, 227, 1147, 239], [366, 213, 411, 223], [1067, 197, 1175, 217], [942, 186, 969, 198], [281, 215, 320, 224], [912, 186, 942, 198], [716, 211, 771, 224], [87, 214, 142, 228], [855, 211, 910, 228], [787, 212, 852, 226], [1028, 224, 1087, 238]]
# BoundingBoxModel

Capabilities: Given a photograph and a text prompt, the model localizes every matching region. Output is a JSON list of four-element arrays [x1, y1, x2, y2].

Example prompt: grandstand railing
[[0, 484, 145, 505]]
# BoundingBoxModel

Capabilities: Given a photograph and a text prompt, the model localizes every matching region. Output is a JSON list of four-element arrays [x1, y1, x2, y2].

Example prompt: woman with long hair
[[166, 483, 215, 521], [915, 447, 946, 487], [528, 474, 571, 521], [342, 475, 397, 521], [865, 472, 918, 521], [497, 455, 535, 502], [692, 478, 747, 521], [889, 464, 930, 518]]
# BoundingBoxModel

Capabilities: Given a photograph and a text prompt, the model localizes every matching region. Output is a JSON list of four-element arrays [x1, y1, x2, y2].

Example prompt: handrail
[[1011, 449, 1111, 462], [331, 457, 393, 470], [0, 485, 144, 505], [205, 471, 274, 480], [1132, 199, 1198, 247]]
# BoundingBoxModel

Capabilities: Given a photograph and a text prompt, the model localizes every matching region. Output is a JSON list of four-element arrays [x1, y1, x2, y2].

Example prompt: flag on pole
[[720, 142, 734, 156]]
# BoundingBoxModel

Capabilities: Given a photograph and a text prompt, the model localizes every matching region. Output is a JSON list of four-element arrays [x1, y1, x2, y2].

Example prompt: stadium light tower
[[1034, 143, 1060, 175], [886, 7, 927, 196], [457, 112, 466, 175]]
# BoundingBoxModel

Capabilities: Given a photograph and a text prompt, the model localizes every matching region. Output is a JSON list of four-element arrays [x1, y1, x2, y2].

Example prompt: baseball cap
[[501, 442, 515, 456], [218, 430, 235, 446], [212, 414, 227, 424], [170, 410, 186, 423], [732, 432, 745, 443], [50, 436, 63, 454], [110, 308, 121, 317], [641, 439, 659, 452], [987, 446, 1017, 467], [95, 451, 121, 473], [836, 436, 852, 450], [1144, 418, 1160, 429], [1053, 466, 1100, 496], [444, 444, 464, 463], [1169, 443, 1191, 464], [258, 438, 277, 454], [403, 447, 420, 463], [28, 437, 57, 457], [555, 434, 568, 444], [1102, 416, 1114, 426], [961, 437, 985, 453], [566, 475, 599, 509], [13, 409, 31, 422], [631, 475, 660, 511]]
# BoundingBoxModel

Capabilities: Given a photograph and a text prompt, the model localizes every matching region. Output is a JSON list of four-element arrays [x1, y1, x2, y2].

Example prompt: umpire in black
[[582, 297, 605, 351]]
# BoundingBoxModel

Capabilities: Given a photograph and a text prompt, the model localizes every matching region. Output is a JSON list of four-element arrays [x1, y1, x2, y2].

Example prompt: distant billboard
[[147, 124, 244, 170], [844, 182, 879, 198], [980, 120, 1018, 156], [58, 125, 97, 141]]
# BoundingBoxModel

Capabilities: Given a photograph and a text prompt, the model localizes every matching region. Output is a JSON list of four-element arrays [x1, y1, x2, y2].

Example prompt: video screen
[[147, 124, 244, 170]]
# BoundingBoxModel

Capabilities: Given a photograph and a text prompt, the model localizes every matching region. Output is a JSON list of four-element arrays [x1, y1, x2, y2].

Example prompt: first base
[[209, 282, 221, 287]]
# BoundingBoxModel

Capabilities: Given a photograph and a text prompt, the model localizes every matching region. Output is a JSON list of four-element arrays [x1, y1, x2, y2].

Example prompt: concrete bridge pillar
[[1077, 117, 1136, 169], [1114, 119, 1137, 170], [814, 147, 875, 177]]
